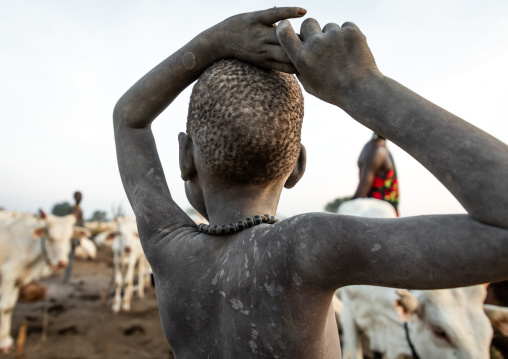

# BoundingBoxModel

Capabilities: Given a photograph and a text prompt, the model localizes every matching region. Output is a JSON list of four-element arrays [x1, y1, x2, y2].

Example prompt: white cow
[[74, 236, 97, 260], [337, 198, 508, 359], [0, 211, 89, 352], [108, 216, 149, 313], [338, 285, 508, 359]]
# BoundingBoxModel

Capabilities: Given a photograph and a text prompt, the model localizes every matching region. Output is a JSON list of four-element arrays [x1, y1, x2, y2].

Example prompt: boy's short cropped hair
[[187, 59, 304, 185]]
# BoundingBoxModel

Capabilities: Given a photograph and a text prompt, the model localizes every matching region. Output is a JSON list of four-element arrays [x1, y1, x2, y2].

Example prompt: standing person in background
[[353, 133, 400, 215], [64, 191, 83, 282], [69, 191, 84, 227]]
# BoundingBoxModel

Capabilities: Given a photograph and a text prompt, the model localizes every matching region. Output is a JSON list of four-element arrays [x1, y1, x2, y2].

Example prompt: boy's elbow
[[113, 99, 128, 126]]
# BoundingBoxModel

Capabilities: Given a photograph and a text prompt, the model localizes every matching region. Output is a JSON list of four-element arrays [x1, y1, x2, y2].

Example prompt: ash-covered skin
[[182, 52, 196, 70], [112, 7, 508, 359]]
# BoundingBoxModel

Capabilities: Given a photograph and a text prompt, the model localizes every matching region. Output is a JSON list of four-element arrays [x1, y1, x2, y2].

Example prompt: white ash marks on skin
[[230, 299, 244, 310], [212, 268, 226, 285], [182, 52, 196, 69], [230, 298, 250, 315], [211, 272, 219, 285], [249, 340, 258, 353], [292, 272, 303, 288], [253, 240, 259, 260], [134, 203, 151, 224], [371, 243, 382, 252], [222, 249, 230, 265], [244, 254, 249, 269], [199, 268, 212, 282], [146, 167, 154, 176], [220, 291, 226, 298], [264, 281, 284, 297]]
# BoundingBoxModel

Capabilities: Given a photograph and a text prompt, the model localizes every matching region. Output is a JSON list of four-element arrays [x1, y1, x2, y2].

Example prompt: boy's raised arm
[[276, 19, 508, 289], [113, 8, 306, 247]]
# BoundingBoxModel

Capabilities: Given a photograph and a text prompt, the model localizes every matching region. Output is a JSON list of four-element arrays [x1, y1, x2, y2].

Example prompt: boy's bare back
[[156, 224, 341, 358], [113, 7, 508, 358]]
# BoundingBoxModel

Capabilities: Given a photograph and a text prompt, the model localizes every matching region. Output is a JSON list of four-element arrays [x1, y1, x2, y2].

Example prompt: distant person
[[353, 133, 399, 215], [65, 191, 83, 282], [69, 191, 84, 227]]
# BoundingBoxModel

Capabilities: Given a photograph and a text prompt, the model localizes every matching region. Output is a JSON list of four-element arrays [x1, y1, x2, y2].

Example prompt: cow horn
[[395, 289, 420, 321]]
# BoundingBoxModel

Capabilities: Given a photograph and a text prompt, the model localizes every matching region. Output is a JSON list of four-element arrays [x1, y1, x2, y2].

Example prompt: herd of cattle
[[0, 210, 149, 354], [1, 202, 508, 358]]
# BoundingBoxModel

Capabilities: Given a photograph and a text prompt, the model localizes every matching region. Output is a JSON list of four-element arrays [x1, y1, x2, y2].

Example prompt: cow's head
[[396, 285, 499, 359], [109, 216, 139, 254], [33, 210, 89, 269]]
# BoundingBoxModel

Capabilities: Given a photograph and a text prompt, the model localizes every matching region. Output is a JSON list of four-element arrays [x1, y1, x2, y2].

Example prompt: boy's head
[[186, 59, 304, 185]]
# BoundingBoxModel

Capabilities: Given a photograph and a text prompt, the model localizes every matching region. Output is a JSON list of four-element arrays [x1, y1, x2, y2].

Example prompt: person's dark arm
[[113, 8, 306, 257], [352, 146, 383, 198], [276, 19, 508, 290]]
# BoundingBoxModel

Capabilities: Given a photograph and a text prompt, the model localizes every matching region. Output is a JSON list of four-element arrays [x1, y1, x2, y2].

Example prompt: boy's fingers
[[300, 18, 322, 40], [263, 60, 297, 74], [265, 45, 293, 64], [341, 21, 359, 30], [322, 22, 341, 33], [264, 28, 280, 45], [255, 7, 306, 25], [276, 20, 303, 62]]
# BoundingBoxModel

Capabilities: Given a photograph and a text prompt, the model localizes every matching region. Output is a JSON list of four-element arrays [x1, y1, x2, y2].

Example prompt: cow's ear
[[32, 226, 47, 239], [484, 304, 508, 336], [395, 289, 420, 322], [39, 209, 47, 219], [73, 226, 91, 239], [106, 231, 118, 240]]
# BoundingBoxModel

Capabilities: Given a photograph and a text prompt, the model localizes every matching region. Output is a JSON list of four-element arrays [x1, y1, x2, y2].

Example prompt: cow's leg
[[112, 253, 123, 314], [340, 298, 363, 359], [121, 254, 137, 312], [0, 276, 20, 353], [137, 255, 145, 299]]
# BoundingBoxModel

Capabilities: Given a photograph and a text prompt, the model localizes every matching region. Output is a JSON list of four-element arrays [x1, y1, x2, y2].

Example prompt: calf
[[74, 237, 97, 260], [0, 211, 89, 352], [107, 216, 149, 313]]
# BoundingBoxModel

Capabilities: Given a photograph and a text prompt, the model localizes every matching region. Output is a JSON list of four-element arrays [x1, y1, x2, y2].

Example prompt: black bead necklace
[[197, 214, 279, 235]]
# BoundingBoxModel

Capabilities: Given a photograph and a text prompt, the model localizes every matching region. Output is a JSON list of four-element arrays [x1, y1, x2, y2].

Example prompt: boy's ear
[[284, 144, 307, 189], [179, 132, 196, 181]]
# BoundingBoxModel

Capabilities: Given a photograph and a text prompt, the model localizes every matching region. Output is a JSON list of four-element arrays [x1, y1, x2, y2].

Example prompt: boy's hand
[[204, 7, 306, 74], [276, 18, 382, 105]]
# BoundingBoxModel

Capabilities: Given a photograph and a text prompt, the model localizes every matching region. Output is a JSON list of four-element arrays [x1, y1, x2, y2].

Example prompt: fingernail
[[299, 8, 307, 15]]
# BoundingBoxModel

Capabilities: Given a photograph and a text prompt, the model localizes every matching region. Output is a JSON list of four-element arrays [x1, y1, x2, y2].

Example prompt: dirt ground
[[4, 246, 174, 359]]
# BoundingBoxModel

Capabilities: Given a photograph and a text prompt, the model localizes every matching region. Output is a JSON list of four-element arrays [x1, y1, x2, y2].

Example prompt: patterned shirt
[[368, 169, 399, 215]]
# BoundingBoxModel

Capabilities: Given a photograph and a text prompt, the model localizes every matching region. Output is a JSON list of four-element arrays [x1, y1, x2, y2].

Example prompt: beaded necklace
[[197, 214, 279, 235]]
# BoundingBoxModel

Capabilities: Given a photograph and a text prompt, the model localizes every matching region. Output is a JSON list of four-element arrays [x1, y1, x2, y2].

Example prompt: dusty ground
[[4, 246, 174, 359]]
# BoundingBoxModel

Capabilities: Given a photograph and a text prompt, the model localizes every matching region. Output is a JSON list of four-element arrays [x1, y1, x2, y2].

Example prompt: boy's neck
[[202, 180, 284, 226]]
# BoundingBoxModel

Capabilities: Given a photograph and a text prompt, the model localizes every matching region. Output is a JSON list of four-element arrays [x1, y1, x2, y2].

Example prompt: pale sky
[[1, 0, 507, 220]]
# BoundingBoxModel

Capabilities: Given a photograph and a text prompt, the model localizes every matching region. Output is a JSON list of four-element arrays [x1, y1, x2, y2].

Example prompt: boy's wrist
[[334, 71, 386, 112], [197, 26, 227, 64]]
